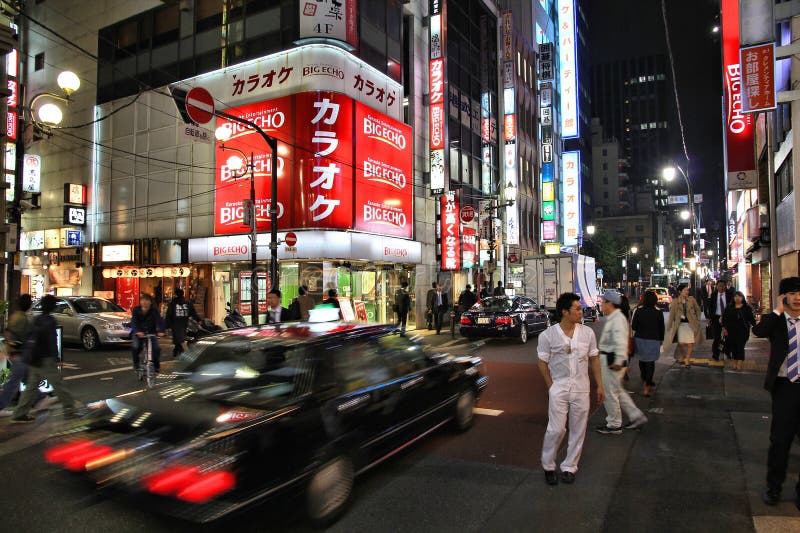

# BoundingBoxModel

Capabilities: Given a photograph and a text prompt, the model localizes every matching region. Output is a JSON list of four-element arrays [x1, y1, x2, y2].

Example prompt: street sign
[[460, 205, 475, 223], [185, 87, 215, 124], [508, 253, 519, 263], [285, 232, 297, 247], [667, 194, 704, 205]]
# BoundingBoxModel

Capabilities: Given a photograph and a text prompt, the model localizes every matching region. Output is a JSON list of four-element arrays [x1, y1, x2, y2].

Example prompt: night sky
[[587, 0, 724, 229]]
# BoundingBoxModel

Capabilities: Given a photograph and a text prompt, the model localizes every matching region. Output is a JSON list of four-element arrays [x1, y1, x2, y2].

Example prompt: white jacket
[[598, 309, 629, 367]]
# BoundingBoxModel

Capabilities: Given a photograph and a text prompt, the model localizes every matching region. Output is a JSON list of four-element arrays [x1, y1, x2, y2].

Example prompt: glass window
[[334, 340, 392, 391], [377, 335, 430, 376], [472, 297, 512, 311], [72, 298, 125, 313]]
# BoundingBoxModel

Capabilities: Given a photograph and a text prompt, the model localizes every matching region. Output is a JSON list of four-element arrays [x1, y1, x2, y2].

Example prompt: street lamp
[[28, 69, 80, 131], [663, 164, 696, 290], [623, 245, 638, 296], [586, 224, 596, 236], [215, 126, 260, 326]]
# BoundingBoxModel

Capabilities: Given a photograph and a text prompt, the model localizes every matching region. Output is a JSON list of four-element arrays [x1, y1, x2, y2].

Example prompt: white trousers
[[541, 386, 590, 473], [602, 365, 644, 428]]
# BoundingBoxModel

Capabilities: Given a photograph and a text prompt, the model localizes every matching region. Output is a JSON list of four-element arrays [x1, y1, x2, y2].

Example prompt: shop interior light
[[56, 71, 81, 95]]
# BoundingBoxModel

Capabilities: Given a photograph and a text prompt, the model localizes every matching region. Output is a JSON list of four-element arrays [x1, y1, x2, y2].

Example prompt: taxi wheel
[[518, 323, 528, 344], [307, 454, 354, 527], [453, 388, 476, 432], [82, 327, 100, 351]]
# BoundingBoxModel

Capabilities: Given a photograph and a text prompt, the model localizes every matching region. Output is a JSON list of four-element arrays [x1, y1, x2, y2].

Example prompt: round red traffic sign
[[185, 87, 215, 124], [508, 253, 519, 264], [460, 205, 475, 223], [285, 232, 297, 247]]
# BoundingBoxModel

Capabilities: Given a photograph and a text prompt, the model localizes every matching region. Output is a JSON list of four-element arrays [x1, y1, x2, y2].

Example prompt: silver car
[[31, 297, 132, 351]]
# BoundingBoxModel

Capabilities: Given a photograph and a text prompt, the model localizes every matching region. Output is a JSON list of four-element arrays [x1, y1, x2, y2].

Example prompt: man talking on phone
[[753, 277, 800, 509]]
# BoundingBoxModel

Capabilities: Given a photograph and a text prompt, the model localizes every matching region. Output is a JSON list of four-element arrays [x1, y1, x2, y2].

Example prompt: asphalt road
[[0, 328, 598, 532]]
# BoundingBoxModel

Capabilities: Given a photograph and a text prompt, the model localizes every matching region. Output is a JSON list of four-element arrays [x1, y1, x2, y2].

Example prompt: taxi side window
[[53, 301, 70, 314], [333, 340, 392, 393], [377, 334, 430, 376]]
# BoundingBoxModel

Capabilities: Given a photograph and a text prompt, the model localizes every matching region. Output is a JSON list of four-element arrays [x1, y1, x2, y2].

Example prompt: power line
[[661, 0, 690, 163]]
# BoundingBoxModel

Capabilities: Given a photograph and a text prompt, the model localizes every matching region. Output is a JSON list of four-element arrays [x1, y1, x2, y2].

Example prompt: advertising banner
[[440, 191, 461, 271], [354, 102, 413, 238], [22, 154, 41, 193], [740, 43, 776, 113], [562, 151, 581, 246], [557, 0, 579, 138], [298, 0, 358, 49], [115, 277, 140, 311], [429, 0, 448, 195], [721, 0, 757, 188], [239, 271, 268, 315], [462, 227, 477, 268]]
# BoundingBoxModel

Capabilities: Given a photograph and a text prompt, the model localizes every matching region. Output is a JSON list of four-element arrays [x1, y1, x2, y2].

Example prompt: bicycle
[[137, 334, 158, 388]]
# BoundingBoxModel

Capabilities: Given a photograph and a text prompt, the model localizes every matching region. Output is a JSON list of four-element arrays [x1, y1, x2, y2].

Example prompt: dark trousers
[[172, 320, 187, 356], [711, 315, 724, 358], [14, 359, 75, 418], [639, 360, 655, 386], [395, 311, 408, 332], [434, 306, 445, 333], [132, 336, 162, 371], [767, 378, 800, 494]]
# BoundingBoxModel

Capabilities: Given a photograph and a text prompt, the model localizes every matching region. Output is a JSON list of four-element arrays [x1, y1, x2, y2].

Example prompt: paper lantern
[[102, 269, 111, 279], [154, 267, 163, 277]]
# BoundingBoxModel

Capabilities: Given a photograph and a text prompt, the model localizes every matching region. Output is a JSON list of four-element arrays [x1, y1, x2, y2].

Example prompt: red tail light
[[495, 316, 513, 325], [177, 471, 237, 503], [460, 316, 472, 325], [45, 440, 94, 464], [143, 465, 236, 503], [64, 445, 114, 471]]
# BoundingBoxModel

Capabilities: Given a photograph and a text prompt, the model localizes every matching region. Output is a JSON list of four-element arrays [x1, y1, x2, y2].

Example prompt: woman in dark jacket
[[631, 290, 664, 397], [721, 291, 757, 371]]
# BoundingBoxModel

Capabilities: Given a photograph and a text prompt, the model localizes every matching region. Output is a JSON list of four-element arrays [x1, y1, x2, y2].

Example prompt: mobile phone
[[785, 297, 790, 306]]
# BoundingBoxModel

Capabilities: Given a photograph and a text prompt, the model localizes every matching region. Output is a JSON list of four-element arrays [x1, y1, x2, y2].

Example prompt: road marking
[[60, 363, 79, 370], [648, 407, 664, 414], [64, 367, 131, 380], [106, 357, 131, 366], [473, 407, 503, 416]]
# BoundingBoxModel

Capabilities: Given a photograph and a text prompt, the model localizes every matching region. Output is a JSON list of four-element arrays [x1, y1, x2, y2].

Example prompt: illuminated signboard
[[440, 191, 461, 271], [22, 154, 41, 193], [63, 205, 86, 226], [545, 242, 561, 255], [562, 151, 581, 247], [429, 0, 448, 195], [740, 43, 776, 114], [721, 0, 756, 188], [558, 0, 579, 138], [64, 183, 88, 205], [101, 244, 133, 262], [542, 220, 557, 240], [542, 201, 555, 221], [542, 181, 555, 202], [502, 10, 519, 246], [541, 162, 555, 240], [20, 230, 44, 251], [298, 0, 357, 48], [6, 111, 16, 141]]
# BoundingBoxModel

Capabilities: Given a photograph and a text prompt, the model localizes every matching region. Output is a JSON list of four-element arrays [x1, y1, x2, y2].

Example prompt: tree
[[583, 229, 625, 282]]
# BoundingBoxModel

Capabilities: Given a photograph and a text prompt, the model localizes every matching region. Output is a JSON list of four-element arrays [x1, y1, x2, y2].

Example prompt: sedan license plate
[[477, 317, 491, 325]]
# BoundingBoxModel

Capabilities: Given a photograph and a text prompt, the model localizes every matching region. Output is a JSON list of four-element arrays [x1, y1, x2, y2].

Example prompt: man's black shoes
[[544, 470, 558, 485], [762, 488, 780, 506], [560, 471, 576, 484]]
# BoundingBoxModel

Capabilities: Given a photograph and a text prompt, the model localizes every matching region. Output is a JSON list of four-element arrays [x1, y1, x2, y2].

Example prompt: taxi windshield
[[472, 297, 513, 312]]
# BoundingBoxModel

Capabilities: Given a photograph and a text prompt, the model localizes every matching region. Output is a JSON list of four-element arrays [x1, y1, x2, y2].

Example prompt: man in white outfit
[[596, 290, 648, 434], [538, 292, 605, 485]]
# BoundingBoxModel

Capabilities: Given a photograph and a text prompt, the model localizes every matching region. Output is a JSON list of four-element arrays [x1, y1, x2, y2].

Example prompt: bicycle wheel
[[145, 361, 155, 388]]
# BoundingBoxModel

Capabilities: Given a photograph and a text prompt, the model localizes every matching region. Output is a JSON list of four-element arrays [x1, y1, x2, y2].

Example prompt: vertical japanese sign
[[429, 0, 447, 195], [541, 162, 556, 240], [462, 227, 477, 269], [562, 151, 581, 247], [295, 91, 354, 229], [22, 154, 41, 193], [721, 0, 756, 188], [502, 10, 519, 246], [557, 0, 579, 138], [539, 42, 554, 81], [298, 0, 358, 49], [440, 191, 461, 271], [740, 43, 776, 113]]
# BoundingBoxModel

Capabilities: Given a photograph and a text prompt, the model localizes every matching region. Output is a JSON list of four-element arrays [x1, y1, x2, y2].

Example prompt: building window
[[603, 192, 609, 199], [602, 148, 607, 156], [34, 52, 44, 71], [602, 162, 608, 170], [777, 158, 793, 201], [602, 177, 608, 185]]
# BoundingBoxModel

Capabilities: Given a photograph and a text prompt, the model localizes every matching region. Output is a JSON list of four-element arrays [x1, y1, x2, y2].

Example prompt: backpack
[[288, 298, 301, 320]]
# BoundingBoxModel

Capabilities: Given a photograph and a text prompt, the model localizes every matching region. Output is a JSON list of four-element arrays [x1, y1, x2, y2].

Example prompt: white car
[[31, 297, 132, 351]]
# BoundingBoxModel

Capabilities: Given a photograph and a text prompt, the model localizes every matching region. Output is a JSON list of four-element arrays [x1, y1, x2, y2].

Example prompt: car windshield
[[178, 336, 312, 405], [71, 298, 125, 313], [653, 289, 668, 296], [471, 297, 513, 311]]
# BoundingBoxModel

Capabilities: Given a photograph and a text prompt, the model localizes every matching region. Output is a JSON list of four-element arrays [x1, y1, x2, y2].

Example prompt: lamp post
[[9, 70, 81, 300], [663, 164, 696, 290], [483, 182, 517, 288], [622, 245, 638, 297], [213, 128, 259, 325]]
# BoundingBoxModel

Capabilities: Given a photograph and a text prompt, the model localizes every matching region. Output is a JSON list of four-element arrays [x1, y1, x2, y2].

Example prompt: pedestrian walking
[[431, 284, 448, 334], [0, 295, 40, 416], [753, 277, 800, 509], [297, 285, 315, 321], [663, 284, 703, 368], [721, 291, 757, 371], [631, 290, 664, 397], [425, 282, 437, 329], [709, 280, 735, 361], [538, 292, 604, 485], [597, 290, 647, 434], [480, 282, 491, 301], [394, 281, 411, 334], [457, 284, 477, 313], [165, 287, 199, 357], [266, 289, 290, 324], [12, 295, 78, 423], [493, 281, 505, 297], [130, 293, 166, 374]]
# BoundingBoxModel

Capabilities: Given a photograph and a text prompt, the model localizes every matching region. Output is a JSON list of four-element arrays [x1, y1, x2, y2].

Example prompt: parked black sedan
[[459, 296, 550, 343], [42, 322, 487, 525]]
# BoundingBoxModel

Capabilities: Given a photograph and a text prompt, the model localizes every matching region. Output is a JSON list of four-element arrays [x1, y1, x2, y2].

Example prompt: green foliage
[[584, 230, 625, 282]]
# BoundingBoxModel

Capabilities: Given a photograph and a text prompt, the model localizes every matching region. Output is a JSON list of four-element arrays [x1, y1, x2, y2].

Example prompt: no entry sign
[[185, 87, 215, 124], [284, 232, 297, 247]]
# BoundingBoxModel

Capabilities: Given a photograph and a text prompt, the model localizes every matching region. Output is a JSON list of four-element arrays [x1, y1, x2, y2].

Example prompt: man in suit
[[753, 276, 800, 509], [425, 282, 437, 329], [710, 279, 735, 360], [698, 279, 715, 318], [394, 281, 411, 334], [432, 283, 449, 334], [493, 280, 506, 297], [266, 289, 290, 324]]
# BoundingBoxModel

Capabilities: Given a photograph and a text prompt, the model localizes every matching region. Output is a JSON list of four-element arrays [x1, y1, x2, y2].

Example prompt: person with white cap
[[596, 290, 648, 434], [538, 292, 604, 485]]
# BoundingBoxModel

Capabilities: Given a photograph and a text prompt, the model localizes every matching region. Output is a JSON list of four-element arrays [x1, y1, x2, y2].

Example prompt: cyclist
[[130, 293, 166, 375]]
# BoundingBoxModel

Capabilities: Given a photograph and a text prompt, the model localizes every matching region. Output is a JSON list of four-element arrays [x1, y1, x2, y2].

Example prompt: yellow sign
[[542, 181, 554, 202], [544, 242, 561, 255]]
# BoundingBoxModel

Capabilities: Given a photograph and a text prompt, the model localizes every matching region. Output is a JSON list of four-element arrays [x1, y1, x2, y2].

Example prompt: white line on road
[[64, 367, 131, 381], [473, 407, 503, 416]]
